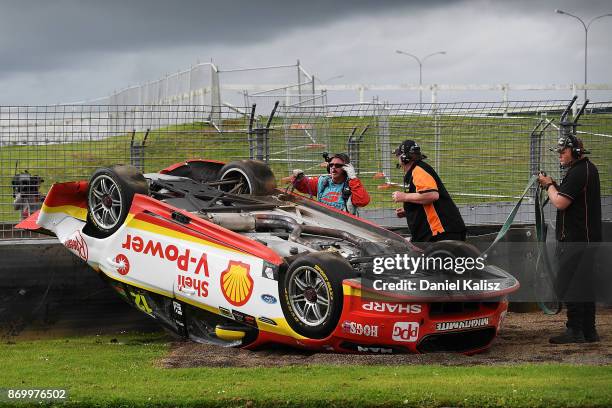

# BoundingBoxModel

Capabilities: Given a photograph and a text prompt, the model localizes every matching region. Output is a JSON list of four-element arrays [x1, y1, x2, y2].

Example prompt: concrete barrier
[[0, 239, 157, 339]]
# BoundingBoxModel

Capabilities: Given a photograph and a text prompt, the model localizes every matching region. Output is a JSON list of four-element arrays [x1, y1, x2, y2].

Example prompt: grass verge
[[1, 332, 611, 407]]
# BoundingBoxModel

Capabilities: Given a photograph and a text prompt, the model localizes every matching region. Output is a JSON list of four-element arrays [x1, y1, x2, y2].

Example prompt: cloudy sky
[[1, 0, 612, 105]]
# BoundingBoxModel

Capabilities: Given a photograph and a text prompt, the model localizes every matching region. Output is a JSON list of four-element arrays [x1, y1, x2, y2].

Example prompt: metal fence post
[[297, 60, 302, 107], [503, 84, 509, 118], [529, 117, 543, 199], [376, 102, 391, 184], [347, 126, 368, 176], [129, 128, 149, 172], [210, 64, 221, 127], [255, 128, 265, 161], [571, 83, 579, 118], [432, 85, 441, 172]]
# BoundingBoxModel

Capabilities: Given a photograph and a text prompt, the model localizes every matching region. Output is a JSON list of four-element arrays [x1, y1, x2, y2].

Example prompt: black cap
[[551, 136, 590, 154], [394, 140, 427, 159]]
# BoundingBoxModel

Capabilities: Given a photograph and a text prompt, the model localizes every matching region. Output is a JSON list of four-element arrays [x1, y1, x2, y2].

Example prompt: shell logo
[[220, 261, 253, 306]]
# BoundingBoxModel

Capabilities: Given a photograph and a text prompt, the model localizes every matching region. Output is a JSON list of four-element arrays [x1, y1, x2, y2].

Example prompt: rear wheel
[[86, 165, 149, 237], [280, 252, 354, 339], [218, 160, 276, 195]]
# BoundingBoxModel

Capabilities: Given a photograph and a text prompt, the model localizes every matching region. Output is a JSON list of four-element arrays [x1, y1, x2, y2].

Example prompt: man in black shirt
[[391, 140, 466, 243], [538, 135, 602, 344]]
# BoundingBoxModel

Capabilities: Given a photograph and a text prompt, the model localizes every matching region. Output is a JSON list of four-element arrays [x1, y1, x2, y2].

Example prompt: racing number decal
[[220, 261, 253, 306], [130, 291, 153, 315]]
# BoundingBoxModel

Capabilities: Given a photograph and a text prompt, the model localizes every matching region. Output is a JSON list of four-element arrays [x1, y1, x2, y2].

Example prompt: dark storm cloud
[[0, 0, 451, 76], [1, 0, 611, 104], [2, 0, 609, 77]]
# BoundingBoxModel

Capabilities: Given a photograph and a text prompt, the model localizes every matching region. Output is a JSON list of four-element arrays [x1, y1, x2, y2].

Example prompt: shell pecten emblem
[[220, 260, 253, 306]]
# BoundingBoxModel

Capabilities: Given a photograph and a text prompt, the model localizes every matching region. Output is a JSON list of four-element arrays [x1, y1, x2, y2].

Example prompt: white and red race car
[[18, 159, 518, 354]]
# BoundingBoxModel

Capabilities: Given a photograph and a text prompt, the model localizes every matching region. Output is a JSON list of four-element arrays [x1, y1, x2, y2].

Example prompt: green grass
[[2, 113, 611, 224], [1, 333, 611, 407]]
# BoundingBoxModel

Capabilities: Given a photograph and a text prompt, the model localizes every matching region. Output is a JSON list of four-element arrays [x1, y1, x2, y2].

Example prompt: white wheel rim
[[88, 175, 122, 230]]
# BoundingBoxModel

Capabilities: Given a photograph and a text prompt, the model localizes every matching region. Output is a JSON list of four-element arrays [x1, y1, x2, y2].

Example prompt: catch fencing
[[1, 101, 611, 239]]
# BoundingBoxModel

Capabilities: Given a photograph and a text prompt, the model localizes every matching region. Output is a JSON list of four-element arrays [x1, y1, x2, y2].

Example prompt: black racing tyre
[[280, 252, 355, 339], [422, 240, 482, 277], [86, 164, 149, 237], [218, 160, 276, 196]]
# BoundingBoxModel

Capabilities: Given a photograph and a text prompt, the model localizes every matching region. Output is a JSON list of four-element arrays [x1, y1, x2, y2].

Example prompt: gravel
[[160, 308, 612, 368]]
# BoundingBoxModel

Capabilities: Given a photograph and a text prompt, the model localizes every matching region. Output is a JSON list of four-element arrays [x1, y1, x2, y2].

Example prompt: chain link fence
[[2, 101, 611, 239]]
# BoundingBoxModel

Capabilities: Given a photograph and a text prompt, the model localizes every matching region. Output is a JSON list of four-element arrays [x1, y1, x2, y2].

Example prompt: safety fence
[[1, 101, 611, 239], [71, 60, 612, 112]]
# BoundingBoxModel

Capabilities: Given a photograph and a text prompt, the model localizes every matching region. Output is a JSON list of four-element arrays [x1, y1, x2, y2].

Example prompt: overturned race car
[[19, 159, 518, 354]]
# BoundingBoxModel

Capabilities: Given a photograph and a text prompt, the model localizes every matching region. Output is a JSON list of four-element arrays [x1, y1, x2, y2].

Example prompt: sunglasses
[[329, 163, 344, 168]]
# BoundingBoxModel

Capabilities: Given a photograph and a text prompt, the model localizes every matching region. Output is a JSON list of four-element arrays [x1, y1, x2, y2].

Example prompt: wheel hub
[[102, 194, 113, 208], [287, 265, 332, 327], [304, 287, 317, 303]]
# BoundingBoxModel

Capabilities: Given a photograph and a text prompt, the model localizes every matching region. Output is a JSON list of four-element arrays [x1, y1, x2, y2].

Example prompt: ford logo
[[261, 294, 277, 304]]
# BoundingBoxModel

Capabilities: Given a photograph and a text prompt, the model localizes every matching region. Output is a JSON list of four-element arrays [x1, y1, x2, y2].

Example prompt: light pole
[[555, 9, 612, 100], [395, 50, 446, 107]]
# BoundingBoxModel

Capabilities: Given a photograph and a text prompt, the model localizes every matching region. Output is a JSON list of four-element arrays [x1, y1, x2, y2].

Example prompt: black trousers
[[565, 302, 596, 334], [556, 242, 597, 334]]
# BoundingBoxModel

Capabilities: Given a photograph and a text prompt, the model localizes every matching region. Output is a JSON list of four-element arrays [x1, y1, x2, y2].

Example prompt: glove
[[291, 169, 304, 184], [343, 163, 357, 179]]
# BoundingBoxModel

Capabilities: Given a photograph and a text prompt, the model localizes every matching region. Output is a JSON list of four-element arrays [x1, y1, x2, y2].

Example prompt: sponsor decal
[[435, 317, 490, 332], [64, 231, 88, 261], [341, 321, 379, 337], [114, 254, 130, 275], [232, 310, 257, 326], [130, 291, 153, 316], [321, 191, 341, 204], [176, 252, 209, 299], [221, 261, 253, 306], [257, 316, 277, 326], [339, 342, 406, 354], [219, 306, 233, 319], [357, 346, 393, 354], [172, 301, 185, 333], [261, 294, 277, 304], [177, 274, 209, 297], [314, 264, 333, 301], [172, 301, 183, 316], [361, 301, 422, 314], [122, 234, 210, 275], [392, 322, 419, 342]]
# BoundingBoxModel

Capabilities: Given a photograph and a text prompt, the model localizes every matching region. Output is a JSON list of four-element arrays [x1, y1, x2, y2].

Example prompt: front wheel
[[280, 252, 354, 339], [86, 165, 149, 237]]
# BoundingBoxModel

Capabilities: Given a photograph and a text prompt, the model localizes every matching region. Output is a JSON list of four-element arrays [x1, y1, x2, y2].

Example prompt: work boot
[[549, 328, 585, 344], [583, 329, 601, 343]]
